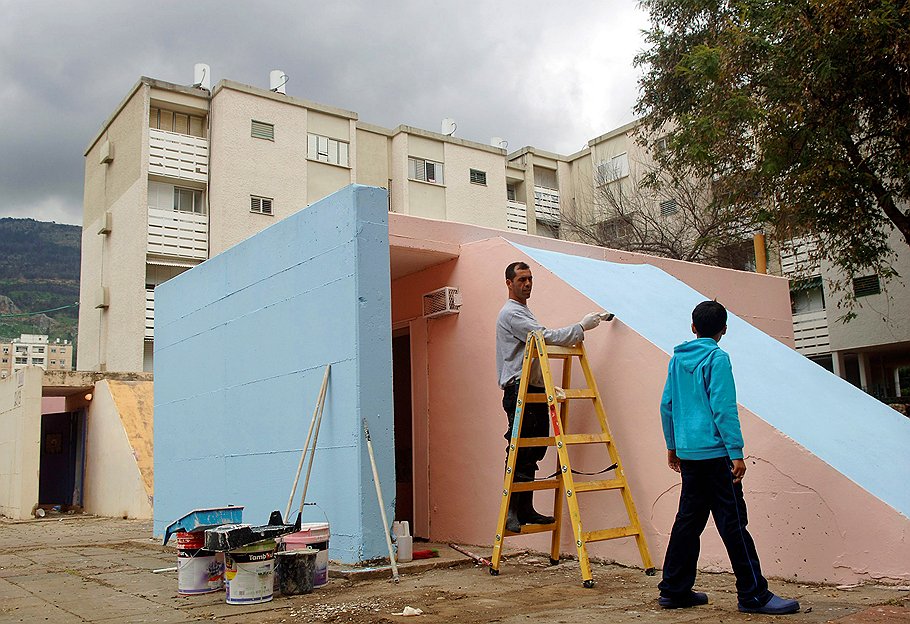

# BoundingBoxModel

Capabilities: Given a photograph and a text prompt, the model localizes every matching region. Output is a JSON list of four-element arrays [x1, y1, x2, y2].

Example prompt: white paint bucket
[[176, 531, 223, 595], [281, 522, 330, 587], [225, 539, 276, 604]]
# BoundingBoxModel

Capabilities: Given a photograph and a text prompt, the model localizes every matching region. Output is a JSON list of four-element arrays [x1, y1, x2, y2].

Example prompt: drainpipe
[[753, 232, 767, 274]]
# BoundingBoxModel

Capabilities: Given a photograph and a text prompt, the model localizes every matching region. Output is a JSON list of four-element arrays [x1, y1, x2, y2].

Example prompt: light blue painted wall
[[154, 185, 395, 563], [516, 243, 910, 518]]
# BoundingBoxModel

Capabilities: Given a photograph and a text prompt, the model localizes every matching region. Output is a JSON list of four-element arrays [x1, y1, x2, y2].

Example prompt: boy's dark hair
[[505, 261, 530, 281], [692, 300, 727, 337]]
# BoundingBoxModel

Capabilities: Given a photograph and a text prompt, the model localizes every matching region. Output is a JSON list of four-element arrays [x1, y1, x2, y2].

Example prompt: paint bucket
[[275, 548, 317, 596], [224, 539, 276, 604], [176, 531, 224, 595], [280, 522, 330, 587]]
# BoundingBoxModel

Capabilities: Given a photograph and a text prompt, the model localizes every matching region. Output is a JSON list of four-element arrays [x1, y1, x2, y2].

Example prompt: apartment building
[[576, 122, 909, 400], [0, 334, 74, 379], [79, 69, 575, 373], [78, 68, 908, 398]]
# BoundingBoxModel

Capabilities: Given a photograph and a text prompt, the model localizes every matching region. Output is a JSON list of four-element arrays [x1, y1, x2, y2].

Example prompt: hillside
[[0, 218, 81, 343]]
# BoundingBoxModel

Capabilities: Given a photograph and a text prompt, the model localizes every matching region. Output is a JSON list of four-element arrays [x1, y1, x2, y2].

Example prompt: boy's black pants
[[659, 457, 772, 608]]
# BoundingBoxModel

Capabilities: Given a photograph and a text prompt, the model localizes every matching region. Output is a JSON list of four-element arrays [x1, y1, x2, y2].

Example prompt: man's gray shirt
[[496, 299, 584, 388]]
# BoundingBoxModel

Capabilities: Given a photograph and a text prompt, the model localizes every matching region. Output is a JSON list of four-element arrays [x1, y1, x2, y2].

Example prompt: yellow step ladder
[[490, 330, 656, 587]]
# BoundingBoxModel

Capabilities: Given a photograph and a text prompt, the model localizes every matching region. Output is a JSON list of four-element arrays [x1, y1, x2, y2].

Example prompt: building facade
[[0, 334, 73, 380], [78, 70, 909, 399]]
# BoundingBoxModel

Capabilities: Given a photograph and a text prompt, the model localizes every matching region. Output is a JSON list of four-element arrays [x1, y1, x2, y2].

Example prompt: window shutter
[[852, 275, 881, 297], [660, 199, 678, 216]]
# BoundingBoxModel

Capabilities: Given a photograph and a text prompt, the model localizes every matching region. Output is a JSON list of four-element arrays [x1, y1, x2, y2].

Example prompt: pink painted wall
[[389, 227, 909, 585]]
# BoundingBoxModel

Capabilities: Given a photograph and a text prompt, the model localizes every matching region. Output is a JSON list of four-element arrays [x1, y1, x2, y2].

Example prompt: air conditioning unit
[[422, 286, 462, 318]]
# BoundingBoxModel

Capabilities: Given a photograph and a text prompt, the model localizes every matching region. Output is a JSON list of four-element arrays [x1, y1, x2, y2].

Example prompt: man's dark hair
[[692, 300, 727, 337], [505, 261, 530, 281]]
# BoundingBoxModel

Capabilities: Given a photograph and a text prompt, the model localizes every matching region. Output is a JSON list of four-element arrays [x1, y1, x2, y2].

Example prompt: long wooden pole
[[284, 365, 331, 521], [297, 365, 331, 516], [363, 418, 399, 583]]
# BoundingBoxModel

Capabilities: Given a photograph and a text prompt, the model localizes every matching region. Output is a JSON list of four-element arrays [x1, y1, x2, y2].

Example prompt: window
[[596, 153, 630, 184], [659, 199, 679, 216], [174, 187, 204, 214], [307, 134, 349, 167], [596, 216, 634, 242], [15, 357, 27, 364], [50, 347, 56, 353], [408, 157, 444, 184], [34, 346, 44, 354], [654, 136, 668, 154], [506, 186, 517, 201], [32, 358, 44, 365], [149, 107, 206, 138], [469, 169, 487, 185], [251, 195, 274, 215], [251, 120, 275, 141], [852, 275, 881, 297], [1, 358, 7, 363]]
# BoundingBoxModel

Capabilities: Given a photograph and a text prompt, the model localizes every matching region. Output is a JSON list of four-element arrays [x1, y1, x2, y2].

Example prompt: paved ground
[[1, 515, 908, 623]]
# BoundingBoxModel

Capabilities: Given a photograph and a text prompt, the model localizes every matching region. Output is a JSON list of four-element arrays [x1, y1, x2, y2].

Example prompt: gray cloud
[[0, 0, 648, 225]]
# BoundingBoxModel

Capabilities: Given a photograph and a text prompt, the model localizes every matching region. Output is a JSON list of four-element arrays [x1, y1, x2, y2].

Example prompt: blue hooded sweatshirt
[[660, 337, 744, 460]]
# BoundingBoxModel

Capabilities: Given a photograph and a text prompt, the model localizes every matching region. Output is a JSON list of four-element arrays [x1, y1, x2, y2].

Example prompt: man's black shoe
[[505, 507, 521, 533], [658, 591, 709, 609], [519, 509, 555, 525]]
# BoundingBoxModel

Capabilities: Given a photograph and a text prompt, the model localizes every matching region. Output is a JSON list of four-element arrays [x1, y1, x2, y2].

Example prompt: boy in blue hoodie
[[658, 301, 799, 615]]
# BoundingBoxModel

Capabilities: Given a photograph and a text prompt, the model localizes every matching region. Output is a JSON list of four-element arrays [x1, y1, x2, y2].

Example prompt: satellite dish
[[193, 63, 211, 90], [270, 70, 288, 94], [491, 136, 508, 150], [441, 118, 457, 136]]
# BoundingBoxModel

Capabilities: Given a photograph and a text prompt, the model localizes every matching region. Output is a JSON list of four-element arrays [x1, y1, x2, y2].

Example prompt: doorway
[[38, 411, 84, 509], [392, 329, 413, 529]]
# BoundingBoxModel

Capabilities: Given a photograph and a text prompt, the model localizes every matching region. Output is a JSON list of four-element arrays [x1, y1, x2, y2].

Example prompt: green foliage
[[635, 0, 910, 288], [0, 218, 81, 341]]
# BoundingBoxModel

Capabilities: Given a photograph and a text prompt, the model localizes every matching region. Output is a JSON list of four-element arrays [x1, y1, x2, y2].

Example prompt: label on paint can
[[225, 548, 275, 604], [177, 550, 224, 595]]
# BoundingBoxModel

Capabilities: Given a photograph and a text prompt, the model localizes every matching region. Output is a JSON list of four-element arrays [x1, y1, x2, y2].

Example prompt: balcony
[[145, 289, 154, 341], [147, 208, 208, 260], [793, 309, 830, 356], [780, 237, 819, 276], [506, 200, 528, 232], [149, 128, 208, 183], [533, 186, 560, 225]]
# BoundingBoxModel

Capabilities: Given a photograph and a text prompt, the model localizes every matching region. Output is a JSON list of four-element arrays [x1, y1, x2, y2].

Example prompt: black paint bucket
[[275, 548, 317, 595]]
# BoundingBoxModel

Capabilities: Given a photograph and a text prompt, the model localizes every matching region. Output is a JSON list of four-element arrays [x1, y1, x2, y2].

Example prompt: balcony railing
[[506, 200, 528, 232], [780, 236, 819, 277], [147, 207, 208, 260], [145, 289, 154, 341], [149, 128, 208, 183], [792, 309, 830, 356], [533, 186, 560, 225]]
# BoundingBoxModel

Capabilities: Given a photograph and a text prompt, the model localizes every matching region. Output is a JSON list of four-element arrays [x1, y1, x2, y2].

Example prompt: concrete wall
[[389, 233, 908, 584], [0, 368, 42, 519], [154, 185, 393, 563], [443, 141, 508, 230], [825, 227, 910, 351], [83, 380, 153, 519], [78, 85, 149, 372]]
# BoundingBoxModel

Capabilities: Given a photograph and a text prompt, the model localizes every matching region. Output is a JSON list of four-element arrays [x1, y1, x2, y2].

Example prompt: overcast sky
[[0, 1, 650, 226]]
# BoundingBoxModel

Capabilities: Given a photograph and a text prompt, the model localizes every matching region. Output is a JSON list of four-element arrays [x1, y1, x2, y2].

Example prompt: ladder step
[[517, 433, 609, 447], [526, 389, 597, 403], [503, 522, 556, 537], [573, 478, 625, 492], [541, 345, 584, 358], [583, 526, 640, 542], [511, 479, 560, 492]]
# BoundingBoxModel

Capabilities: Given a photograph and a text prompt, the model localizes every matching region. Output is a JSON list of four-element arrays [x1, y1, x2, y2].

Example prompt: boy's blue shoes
[[658, 591, 709, 608], [738, 593, 800, 615]]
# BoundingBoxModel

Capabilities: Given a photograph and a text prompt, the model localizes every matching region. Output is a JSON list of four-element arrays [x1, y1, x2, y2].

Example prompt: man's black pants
[[658, 457, 772, 608], [502, 383, 548, 481]]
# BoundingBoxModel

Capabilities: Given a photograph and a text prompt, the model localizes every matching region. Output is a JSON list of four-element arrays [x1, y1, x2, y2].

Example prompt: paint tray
[[162, 506, 244, 545]]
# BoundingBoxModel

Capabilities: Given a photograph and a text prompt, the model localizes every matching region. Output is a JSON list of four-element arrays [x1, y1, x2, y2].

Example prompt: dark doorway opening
[[392, 330, 413, 527], [39, 411, 84, 509]]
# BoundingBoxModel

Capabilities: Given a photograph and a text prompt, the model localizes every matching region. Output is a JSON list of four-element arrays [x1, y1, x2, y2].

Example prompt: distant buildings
[[0, 334, 73, 379]]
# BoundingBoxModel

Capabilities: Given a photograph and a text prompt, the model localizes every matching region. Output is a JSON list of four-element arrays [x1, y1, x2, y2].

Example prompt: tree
[[634, 0, 910, 285], [561, 153, 759, 268]]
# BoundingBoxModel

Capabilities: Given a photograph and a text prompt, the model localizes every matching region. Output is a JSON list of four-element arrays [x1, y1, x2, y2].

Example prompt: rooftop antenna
[[270, 70, 288, 94], [193, 63, 211, 90], [441, 118, 457, 136]]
